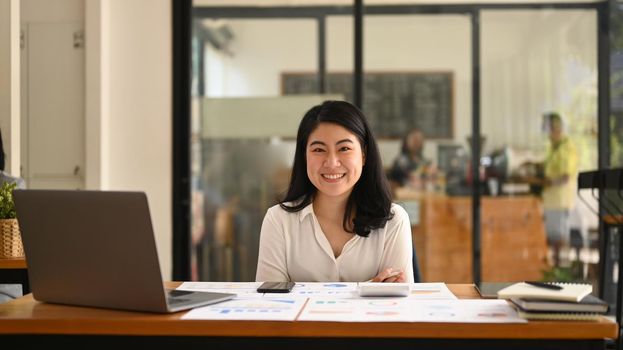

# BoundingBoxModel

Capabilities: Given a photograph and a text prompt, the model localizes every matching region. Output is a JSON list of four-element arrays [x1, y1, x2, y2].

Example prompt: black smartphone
[[257, 281, 295, 293]]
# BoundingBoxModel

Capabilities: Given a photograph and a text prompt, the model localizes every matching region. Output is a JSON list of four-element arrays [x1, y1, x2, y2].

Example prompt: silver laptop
[[13, 190, 235, 313]]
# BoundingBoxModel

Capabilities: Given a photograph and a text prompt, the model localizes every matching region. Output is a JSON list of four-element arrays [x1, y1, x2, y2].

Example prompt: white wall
[[21, 0, 84, 22], [105, 0, 172, 279], [19, 0, 172, 278], [0, 0, 20, 175]]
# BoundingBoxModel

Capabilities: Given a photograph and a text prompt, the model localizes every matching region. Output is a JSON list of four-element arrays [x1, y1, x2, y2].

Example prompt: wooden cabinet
[[402, 192, 548, 283]]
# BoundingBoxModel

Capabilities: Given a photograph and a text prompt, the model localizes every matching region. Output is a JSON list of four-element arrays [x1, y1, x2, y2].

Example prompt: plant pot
[[0, 218, 24, 258]]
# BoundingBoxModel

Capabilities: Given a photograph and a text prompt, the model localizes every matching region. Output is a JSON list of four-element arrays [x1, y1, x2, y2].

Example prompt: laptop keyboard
[[167, 289, 194, 297], [166, 289, 194, 304]]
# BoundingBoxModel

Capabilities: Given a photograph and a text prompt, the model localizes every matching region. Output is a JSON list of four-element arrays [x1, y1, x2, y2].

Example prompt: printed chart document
[[268, 282, 457, 299], [177, 281, 360, 298], [298, 298, 413, 322], [409, 300, 527, 323], [182, 297, 306, 321], [177, 282, 456, 300], [176, 282, 522, 322], [406, 283, 458, 300], [278, 282, 359, 298], [298, 299, 526, 323]]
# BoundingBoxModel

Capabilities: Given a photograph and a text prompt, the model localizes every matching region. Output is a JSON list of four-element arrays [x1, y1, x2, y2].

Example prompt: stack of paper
[[498, 282, 608, 321]]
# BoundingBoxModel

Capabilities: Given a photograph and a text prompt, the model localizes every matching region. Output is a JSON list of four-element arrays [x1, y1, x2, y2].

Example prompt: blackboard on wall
[[281, 72, 453, 139]]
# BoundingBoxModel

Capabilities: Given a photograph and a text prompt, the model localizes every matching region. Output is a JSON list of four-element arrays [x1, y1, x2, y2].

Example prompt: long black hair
[[280, 100, 393, 237]]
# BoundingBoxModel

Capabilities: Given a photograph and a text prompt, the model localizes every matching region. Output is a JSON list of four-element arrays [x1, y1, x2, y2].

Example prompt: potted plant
[[0, 182, 23, 258]]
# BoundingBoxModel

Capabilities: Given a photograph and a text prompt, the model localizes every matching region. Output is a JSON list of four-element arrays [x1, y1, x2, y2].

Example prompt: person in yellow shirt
[[523, 112, 578, 267]]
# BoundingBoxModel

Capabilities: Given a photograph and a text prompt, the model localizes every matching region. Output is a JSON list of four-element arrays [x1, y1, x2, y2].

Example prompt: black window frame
[[172, 0, 609, 287]]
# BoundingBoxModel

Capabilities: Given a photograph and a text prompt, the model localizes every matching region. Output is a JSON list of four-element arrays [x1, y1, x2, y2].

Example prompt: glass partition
[[187, 2, 603, 286], [362, 14, 474, 283], [191, 15, 324, 281], [612, 1, 623, 168], [481, 9, 598, 284]]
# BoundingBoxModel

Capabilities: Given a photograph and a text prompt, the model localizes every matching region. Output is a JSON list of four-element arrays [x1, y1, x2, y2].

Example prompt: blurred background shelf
[[397, 192, 548, 283]]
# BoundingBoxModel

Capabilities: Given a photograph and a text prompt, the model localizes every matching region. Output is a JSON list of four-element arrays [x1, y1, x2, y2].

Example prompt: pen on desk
[[525, 281, 563, 290]]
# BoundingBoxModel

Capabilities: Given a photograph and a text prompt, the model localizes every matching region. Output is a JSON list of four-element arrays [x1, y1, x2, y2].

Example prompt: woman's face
[[406, 130, 424, 154], [549, 119, 563, 143], [306, 122, 365, 201]]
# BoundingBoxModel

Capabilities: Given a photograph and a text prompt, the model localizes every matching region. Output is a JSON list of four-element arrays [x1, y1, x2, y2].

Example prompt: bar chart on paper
[[280, 282, 359, 298], [183, 298, 306, 321], [298, 298, 414, 322]]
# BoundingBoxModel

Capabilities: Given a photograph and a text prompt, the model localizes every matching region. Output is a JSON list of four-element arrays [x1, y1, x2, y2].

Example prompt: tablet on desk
[[475, 282, 514, 299]]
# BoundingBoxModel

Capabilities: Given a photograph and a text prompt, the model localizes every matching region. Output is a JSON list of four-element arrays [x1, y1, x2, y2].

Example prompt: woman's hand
[[370, 268, 406, 283]]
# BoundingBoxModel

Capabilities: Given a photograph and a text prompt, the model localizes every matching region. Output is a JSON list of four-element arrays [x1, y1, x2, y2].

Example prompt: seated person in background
[[0, 129, 25, 189], [255, 100, 414, 283], [388, 128, 431, 188]]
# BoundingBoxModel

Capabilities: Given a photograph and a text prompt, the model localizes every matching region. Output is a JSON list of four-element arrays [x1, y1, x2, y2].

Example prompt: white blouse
[[255, 202, 414, 283]]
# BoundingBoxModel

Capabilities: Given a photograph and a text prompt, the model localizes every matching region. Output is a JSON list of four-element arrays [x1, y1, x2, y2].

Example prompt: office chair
[[413, 246, 422, 283]]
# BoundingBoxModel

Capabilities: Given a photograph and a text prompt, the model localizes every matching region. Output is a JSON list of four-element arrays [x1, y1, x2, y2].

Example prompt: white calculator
[[358, 283, 410, 297]]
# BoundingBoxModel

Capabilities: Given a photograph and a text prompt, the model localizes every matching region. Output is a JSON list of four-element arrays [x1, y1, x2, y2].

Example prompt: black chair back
[[413, 246, 421, 283]]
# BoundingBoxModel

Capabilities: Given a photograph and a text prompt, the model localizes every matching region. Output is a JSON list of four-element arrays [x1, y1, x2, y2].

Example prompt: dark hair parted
[[280, 100, 393, 237]]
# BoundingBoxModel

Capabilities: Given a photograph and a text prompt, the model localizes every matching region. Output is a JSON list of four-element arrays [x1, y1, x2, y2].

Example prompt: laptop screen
[[14, 190, 169, 312]]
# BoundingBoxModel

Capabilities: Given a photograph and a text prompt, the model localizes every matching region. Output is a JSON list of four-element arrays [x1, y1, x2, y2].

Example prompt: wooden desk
[[0, 257, 29, 294], [0, 283, 616, 349], [0, 258, 27, 269]]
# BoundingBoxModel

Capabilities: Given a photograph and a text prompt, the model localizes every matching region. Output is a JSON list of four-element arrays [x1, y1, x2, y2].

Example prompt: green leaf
[[0, 182, 17, 219]]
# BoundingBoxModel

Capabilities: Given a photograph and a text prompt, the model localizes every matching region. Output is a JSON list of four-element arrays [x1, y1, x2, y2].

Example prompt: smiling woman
[[255, 100, 414, 283], [306, 123, 365, 201]]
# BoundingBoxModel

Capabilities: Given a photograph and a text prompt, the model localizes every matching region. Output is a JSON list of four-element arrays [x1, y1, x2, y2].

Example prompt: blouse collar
[[299, 202, 314, 222]]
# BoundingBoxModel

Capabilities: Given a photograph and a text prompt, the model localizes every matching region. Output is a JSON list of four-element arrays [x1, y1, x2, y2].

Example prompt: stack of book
[[497, 282, 609, 321]]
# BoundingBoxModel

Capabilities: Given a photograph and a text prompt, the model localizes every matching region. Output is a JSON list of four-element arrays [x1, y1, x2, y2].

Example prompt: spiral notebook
[[497, 282, 592, 302], [515, 310, 603, 321]]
